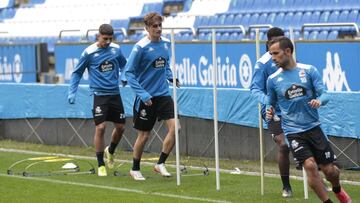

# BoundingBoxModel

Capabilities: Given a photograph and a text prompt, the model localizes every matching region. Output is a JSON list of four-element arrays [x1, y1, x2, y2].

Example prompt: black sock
[[157, 152, 169, 164], [332, 186, 341, 193], [96, 152, 105, 167], [324, 199, 333, 203], [132, 158, 141, 171], [281, 175, 291, 189], [108, 142, 118, 154]]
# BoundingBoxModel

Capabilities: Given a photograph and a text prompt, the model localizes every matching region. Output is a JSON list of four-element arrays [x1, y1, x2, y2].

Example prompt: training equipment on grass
[[180, 164, 209, 177], [7, 156, 95, 177]]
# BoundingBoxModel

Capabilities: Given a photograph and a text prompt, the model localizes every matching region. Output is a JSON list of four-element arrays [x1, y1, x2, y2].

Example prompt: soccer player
[[67, 24, 127, 177], [250, 27, 293, 197], [125, 12, 180, 181], [266, 36, 352, 203]]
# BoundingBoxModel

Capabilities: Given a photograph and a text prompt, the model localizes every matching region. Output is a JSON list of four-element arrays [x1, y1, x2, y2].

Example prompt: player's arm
[[165, 45, 180, 87], [308, 66, 329, 108], [117, 49, 128, 86], [250, 62, 267, 104], [265, 78, 277, 120], [67, 51, 89, 104], [124, 45, 152, 102]]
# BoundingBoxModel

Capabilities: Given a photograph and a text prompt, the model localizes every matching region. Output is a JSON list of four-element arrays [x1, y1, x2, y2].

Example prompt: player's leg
[[93, 95, 108, 176], [311, 126, 352, 203], [104, 95, 126, 168], [154, 96, 177, 177], [303, 157, 331, 202], [130, 97, 156, 180], [269, 119, 292, 197]]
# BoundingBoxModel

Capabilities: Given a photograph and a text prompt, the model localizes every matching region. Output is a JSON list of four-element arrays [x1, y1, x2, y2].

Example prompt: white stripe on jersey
[[269, 67, 283, 79], [297, 62, 312, 69], [258, 52, 272, 64]]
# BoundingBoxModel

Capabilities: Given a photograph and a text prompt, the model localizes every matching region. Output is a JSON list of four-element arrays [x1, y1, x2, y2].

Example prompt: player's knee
[[278, 143, 289, 154], [96, 123, 106, 134], [303, 158, 318, 172], [322, 164, 340, 181]]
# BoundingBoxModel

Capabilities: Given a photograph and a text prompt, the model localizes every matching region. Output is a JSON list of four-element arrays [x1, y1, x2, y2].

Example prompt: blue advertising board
[[55, 41, 360, 92], [0, 44, 37, 83]]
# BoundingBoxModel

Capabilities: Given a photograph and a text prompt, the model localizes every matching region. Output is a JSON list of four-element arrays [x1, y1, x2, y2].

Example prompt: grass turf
[[0, 140, 359, 203]]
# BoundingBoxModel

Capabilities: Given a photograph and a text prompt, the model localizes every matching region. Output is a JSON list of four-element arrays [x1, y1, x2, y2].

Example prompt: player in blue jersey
[[250, 27, 293, 198], [67, 24, 127, 177], [266, 37, 351, 203], [125, 12, 180, 181]]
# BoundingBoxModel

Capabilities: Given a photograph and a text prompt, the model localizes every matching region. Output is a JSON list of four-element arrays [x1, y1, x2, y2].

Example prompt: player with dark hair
[[125, 12, 180, 181], [67, 24, 127, 177], [250, 27, 293, 197], [266, 36, 352, 203]]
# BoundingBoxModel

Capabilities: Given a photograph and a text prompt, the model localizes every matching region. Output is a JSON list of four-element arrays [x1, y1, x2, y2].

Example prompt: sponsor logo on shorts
[[291, 140, 304, 152], [325, 151, 331, 159], [119, 113, 125, 119], [140, 109, 148, 120], [94, 106, 103, 117]]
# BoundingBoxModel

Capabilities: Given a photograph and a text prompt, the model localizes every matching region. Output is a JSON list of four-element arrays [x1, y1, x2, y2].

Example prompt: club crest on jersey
[[285, 84, 306, 100], [299, 69, 307, 83], [99, 61, 114, 72], [152, 57, 166, 69]]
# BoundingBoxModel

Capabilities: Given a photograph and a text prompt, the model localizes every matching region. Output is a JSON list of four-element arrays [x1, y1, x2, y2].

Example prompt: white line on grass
[[1, 147, 360, 186], [0, 173, 230, 203]]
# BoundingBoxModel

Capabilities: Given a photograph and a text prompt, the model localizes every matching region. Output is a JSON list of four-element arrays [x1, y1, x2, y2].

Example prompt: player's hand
[[169, 78, 181, 88], [144, 99, 152, 106], [308, 99, 321, 108], [266, 106, 274, 120], [68, 93, 76, 104]]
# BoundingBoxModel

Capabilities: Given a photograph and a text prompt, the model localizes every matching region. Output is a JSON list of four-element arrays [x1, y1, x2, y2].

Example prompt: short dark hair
[[99, 24, 114, 35], [144, 12, 163, 26], [268, 36, 294, 54], [267, 27, 284, 41]]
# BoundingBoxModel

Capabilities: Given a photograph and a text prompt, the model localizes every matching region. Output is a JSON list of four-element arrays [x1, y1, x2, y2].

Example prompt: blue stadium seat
[[338, 10, 349, 22], [217, 14, 227, 25], [248, 13, 259, 26], [327, 30, 338, 40], [319, 11, 331, 23], [229, 31, 244, 41], [318, 30, 329, 40], [257, 13, 268, 24], [347, 10, 358, 23], [328, 11, 340, 23], [232, 13, 243, 25], [224, 14, 235, 25], [273, 12, 285, 27], [308, 30, 319, 40], [208, 15, 218, 26], [240, 13, 251, 27], [266, 12, 277, 25], [292, 11, 303, 31], [302, 30, 310, 39]]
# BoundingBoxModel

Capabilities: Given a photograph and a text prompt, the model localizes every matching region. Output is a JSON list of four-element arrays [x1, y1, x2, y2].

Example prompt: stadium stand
[[0, 0, 359, 51]]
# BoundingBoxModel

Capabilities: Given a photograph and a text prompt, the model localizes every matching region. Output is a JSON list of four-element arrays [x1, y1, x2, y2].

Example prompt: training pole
[[170, 29, 181, 186], [289, 27, 308, 199], [212, 28, 220, 191], [255, 29, 265, 196]]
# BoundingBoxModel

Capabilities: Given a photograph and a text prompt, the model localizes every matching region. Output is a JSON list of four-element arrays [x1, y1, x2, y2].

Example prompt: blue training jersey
[[266, 63, 329, 135], [250, 52, 281, 118], [125, 36, 173, 109], [68, 42, 127, 96]]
